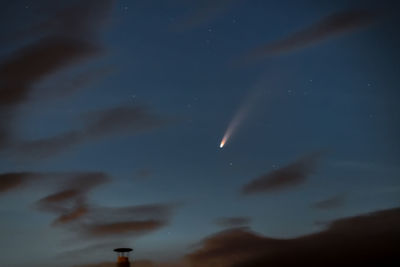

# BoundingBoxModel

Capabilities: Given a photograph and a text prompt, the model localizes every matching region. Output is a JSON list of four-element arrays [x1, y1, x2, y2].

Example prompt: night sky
[[0, 1, 399, 266]]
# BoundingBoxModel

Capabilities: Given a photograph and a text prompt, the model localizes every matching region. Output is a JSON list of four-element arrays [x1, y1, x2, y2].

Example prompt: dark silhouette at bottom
[[114, 248, 133, 267]]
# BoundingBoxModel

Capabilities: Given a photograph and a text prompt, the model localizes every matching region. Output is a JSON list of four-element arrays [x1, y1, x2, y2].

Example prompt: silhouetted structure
[[114, 248, 133, 267]]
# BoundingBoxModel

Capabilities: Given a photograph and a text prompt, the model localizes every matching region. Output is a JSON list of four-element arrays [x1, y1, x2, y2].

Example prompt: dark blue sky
[[0, 1, 399, 266]]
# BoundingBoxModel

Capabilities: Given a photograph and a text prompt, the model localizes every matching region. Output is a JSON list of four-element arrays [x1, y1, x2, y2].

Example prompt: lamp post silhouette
[[114, 248, 133, 267]]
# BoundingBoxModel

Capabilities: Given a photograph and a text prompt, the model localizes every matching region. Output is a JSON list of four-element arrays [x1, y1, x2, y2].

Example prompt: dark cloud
[[0, 37, 99, 107], [215, 217, 251, 228], [313, 193, 346, 210], [0, 170, 109, 227], [0, 171, 71, 195], [186, 207, 400, 267], [11, 105, 169, 158], [38, 189, 81, 206], [74, 207, 400, 266], [37, 172, 109, 204], [0, 127, 7, 147], [14, 169, 178, 237], [0, 171, 108, 197], [35, 172, 109, 224], [0, 38, 98, 146], [0, 0, 114, 147], [244, 9, 379, 61], [241, 152, 323, 195], [54, 203, 88, 225], [187, 227, 277, 267], [2, 170, 177, 239], [39, 199, 178, 238], [0, 172, 34, 194]]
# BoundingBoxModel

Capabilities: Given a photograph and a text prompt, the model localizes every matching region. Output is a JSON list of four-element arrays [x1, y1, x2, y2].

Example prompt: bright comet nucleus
[[219, 137, 227, 148]]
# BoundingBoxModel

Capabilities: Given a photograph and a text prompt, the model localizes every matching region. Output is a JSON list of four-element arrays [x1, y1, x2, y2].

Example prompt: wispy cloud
[[215, 217, 251, 228], [1, 169, 179, 240], [0, 0, 114, 147], [9, 105, 170, 158], [13, 131, 83, 158], [0, 38, 99, 107], [0, 171, 98, 195], [35, 172, 109, 225], [38, 66, 115, 100], [171, 0, 239, 31], [313, 193, 346, 210], [71, 202, 180, 238], [244, 9, 379, 62], [0, 171, 111, 228], [241, 152, 323, 195]]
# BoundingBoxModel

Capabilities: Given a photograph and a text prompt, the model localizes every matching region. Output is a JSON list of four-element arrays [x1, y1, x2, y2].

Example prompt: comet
[[219, 106, 247, 148], [219, 88, 264, 149]]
